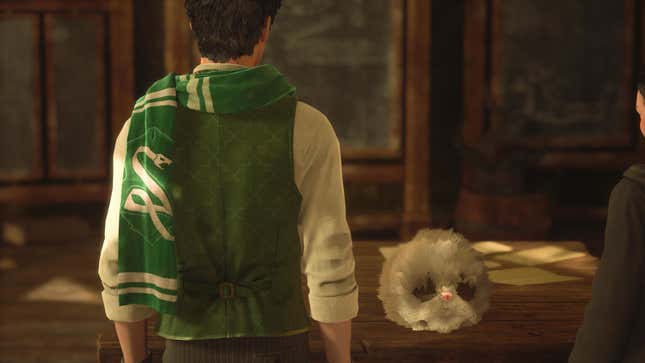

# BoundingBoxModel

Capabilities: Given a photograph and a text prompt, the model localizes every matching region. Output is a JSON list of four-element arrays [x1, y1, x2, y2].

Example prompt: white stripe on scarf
[[118, 272, 178, 290], [134, 88, 177, 109], [202, 77, 215, 113], [132, 100, 178, 114], [187, 77, 200, 110], [118, 287, 178, 302]]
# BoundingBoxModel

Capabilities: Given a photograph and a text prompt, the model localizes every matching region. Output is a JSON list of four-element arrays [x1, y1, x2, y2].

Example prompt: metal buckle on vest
[[218, 282, 235, 299]]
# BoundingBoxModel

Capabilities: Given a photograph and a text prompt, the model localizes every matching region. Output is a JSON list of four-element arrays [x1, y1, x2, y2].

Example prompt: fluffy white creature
[[377, 228, 492, 333]]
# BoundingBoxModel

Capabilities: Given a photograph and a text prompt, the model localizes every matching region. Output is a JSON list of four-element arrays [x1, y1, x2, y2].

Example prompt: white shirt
[[98, 62, 359, 324]]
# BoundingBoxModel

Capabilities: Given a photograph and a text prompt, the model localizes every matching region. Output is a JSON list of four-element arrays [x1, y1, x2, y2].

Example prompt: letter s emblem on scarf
[[124, 146, 175, 241]]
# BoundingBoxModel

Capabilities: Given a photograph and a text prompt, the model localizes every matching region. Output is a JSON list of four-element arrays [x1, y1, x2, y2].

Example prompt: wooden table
[[98, 241, 597, 362]]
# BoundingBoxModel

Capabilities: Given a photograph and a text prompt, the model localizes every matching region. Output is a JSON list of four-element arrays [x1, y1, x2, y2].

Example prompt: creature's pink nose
[[441, 292, 453, 301]]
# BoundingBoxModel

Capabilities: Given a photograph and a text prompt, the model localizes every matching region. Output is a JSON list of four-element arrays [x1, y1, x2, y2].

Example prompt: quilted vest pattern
[[156, 95, 310, 339]]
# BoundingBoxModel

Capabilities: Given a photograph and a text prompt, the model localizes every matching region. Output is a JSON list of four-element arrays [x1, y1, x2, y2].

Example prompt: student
[[569, 69, 645, 362], [98, 1, 358, 362]]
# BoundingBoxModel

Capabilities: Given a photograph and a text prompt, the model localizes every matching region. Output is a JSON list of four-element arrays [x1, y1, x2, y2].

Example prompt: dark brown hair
[[184, 0, 282, 62]]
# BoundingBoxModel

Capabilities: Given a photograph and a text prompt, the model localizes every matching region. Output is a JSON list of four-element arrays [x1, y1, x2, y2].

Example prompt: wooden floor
[[0, 230, 111, 363]]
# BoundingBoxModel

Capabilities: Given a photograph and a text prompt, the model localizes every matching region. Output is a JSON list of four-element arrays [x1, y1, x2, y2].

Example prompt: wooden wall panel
[[0, 1, 110, 11], [429, 0, 466, 228], [401, 0, 432, 240], [108, 0, 135, 140], [490, 0, 635, 149], [163, 0, 193, 75], [460, 0, 645, 238], [463, 0, 488, 147], [45, 14, 106, 179], [465, 0, 645, 168], [0, 14, 42, 182], [0, 1, 134, 204], [133, 0, 165, 97]]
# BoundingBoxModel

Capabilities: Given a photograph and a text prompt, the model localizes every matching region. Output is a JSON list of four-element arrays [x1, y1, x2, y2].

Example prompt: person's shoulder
[[294, 101, 338, 145], [617, 164, 645, 194], [610, 172, 645, 211], [623, 164, 645, 188], [139, 73, 177, 99], [130, 73, 178, 114], [295, 101, 332, 129]]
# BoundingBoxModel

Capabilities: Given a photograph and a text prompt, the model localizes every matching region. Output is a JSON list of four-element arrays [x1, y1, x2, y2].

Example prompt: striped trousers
[[162, 332, 311, 363]]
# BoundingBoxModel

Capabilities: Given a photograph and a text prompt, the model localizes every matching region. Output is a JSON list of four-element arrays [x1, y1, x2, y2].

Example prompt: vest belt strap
[[182, 277, 272, 299], [219, 282, 235, 299]]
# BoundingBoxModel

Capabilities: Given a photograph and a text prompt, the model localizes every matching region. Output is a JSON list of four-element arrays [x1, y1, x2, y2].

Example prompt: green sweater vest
[[156, 96, 310, 339], [117, 64, 310, 339]]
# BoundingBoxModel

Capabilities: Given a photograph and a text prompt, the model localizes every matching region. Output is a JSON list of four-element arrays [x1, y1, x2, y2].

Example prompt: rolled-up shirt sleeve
[[293, 102, 359, 323], [98, 119, 156, 322]]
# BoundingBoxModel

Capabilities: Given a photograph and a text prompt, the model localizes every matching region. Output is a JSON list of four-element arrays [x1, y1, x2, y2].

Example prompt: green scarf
[[116, 64, 295, 314]]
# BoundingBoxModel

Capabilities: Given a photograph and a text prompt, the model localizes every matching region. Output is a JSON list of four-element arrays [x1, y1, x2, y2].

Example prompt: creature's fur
[[377, 228, 492, 333]]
